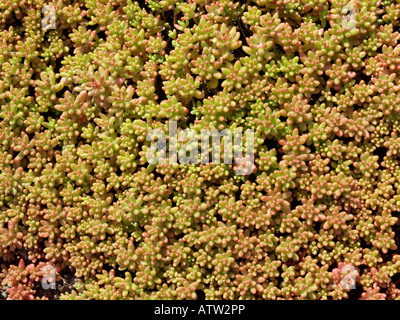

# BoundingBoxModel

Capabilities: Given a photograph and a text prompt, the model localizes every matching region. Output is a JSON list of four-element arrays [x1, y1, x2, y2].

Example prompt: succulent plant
[[1, 0, 400, 301]]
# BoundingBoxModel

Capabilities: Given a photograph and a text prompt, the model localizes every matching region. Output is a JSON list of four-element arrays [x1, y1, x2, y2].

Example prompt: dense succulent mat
[[1, 0, 400, 300]]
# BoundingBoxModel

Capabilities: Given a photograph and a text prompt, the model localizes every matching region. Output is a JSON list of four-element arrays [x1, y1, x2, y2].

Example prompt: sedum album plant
[[1, 0, 400, 300]]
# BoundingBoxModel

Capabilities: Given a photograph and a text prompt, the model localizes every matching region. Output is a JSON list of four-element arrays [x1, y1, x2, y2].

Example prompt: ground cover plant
[[1, 0, 400, 300]]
